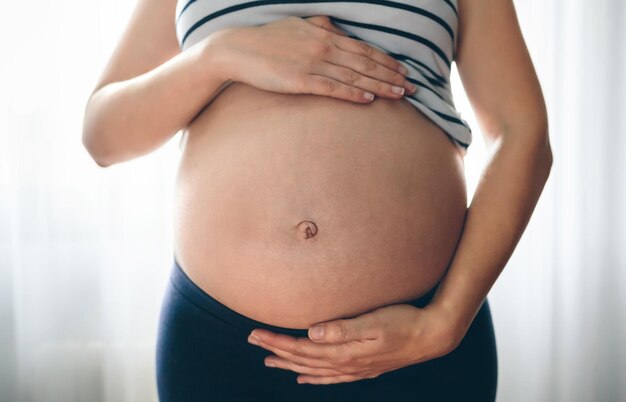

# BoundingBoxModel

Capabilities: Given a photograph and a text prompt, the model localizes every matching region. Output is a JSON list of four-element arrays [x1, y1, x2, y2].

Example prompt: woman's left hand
[[247, 302, 464, 384]]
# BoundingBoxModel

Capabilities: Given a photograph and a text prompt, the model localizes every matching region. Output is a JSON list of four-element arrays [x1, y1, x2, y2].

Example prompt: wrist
[[422, 301, 470, 353], [200, 27, 248, 83]]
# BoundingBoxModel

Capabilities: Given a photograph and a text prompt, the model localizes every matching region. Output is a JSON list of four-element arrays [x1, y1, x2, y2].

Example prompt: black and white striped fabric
[[175, 0, 472, 153]]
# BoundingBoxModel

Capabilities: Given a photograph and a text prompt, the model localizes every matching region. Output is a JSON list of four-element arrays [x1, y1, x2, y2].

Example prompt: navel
[[295, 220, 318, 239]]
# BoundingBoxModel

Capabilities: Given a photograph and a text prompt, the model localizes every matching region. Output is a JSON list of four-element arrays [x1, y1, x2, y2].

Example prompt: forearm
[[428, 132, 553, 342], [82, 35, 232, 167]]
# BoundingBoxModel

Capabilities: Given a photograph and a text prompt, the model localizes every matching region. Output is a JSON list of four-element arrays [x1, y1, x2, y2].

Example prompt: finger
[[251, 330, 338, 360], [320, 48, 416, 96], [251, 337, 378, 373], [249, 337, 347, 369], [333, 35, 408, 75], [309, 310, 387, 344], [327, 50, 415, 94], [251, 330, 371, 360], [311, 62, 411, 99], [302, 74, 379, 103], [297, 373, 369, 385], [265, 357, 345, 376]]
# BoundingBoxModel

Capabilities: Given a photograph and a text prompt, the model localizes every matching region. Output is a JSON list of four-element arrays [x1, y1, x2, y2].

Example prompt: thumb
[[308, 312, 380, 344]]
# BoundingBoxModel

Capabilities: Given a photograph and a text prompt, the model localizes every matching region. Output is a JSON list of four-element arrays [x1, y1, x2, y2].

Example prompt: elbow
[[82, 121, 116, 168], [82, 134, 112, 168], [490, 119, 554, 176], [523, 126, 554, 180], [90, 153, 113, 168], [498, 116, 553, 156], [82, 95, 115, 168], [529, 122, 554, 174], [518, 125, 554, 180], [544, 137, 553, 170], [543, 137, 554, 181]]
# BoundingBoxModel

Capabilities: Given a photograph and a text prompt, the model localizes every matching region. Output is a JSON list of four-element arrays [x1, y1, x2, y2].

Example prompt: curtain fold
[[0, 0, 624, 401]]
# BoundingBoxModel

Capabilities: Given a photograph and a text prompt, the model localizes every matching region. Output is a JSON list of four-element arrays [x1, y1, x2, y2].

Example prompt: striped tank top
[[175, 0, 472, 153]]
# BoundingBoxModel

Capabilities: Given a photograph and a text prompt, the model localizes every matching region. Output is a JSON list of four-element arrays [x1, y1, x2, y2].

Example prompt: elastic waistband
[[169, 256, 440, 337]]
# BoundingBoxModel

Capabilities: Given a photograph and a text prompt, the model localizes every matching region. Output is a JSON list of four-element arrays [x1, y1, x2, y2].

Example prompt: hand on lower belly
[[246, 302, 458, 384]]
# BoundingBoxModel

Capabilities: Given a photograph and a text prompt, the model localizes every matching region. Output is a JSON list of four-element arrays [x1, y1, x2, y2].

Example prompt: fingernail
[[392, 86, 405, 95], [363, 92, 375, 101], [265, 360, 276, 367], [310, 326, 325, 340], [398, 64, 408, 75], [248, 335, 260, 345]]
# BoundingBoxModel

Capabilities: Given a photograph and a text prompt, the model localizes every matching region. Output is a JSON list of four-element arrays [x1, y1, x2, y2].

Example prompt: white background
[[1, 0, 625, 401]]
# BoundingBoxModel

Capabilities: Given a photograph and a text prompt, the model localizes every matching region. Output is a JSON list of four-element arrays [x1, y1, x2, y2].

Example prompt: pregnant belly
[[173, 81, 467, 329]]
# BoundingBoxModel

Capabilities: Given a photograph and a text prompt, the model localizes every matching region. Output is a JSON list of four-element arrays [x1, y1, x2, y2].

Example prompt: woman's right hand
[[209, 16, 417, 103]]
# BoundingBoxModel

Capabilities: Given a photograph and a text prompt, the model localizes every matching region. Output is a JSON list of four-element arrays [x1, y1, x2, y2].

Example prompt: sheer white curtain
[[1, 0, 624, 401]]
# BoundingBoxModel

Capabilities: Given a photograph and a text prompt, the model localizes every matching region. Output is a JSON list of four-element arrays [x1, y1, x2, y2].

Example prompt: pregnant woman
[[82, 0, 553, 400]]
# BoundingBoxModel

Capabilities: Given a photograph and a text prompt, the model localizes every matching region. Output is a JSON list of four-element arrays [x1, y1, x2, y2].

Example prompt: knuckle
[[310, 41, 331, 57], [308, 15, 330, 24], [349, 87, 365, 101], [289, 340, 305, 356], [332, 321, 349, 343], [321, 77, 339, 94], [316, 27, 333, 40], [342, 69, 360, 85], [369, 81, 384, 96], [357, 56, 377, 72], [304, 52, 320, 69], [319, 15, 332, 23], [317, 78, 330, 94], [336, 348, 355, 366], [335, 354, 353, 366], [294, 357, 310, 367], [285, 16, 304, 28], [357, 40, 373, 56], [335, 366, 355, 375], [392, 72, 406, 86]]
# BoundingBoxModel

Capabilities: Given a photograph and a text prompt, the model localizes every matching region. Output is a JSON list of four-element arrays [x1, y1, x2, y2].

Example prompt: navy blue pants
[[156, 257, 498, 401]]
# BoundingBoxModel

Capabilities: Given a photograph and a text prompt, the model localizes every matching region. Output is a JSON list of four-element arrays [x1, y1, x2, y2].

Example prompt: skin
[[83, 0, 553, 386], [247, 0, 553, 384], [172, 77, 468, 328]]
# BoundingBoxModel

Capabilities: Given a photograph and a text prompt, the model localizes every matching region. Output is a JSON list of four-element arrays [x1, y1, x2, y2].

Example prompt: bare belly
[[173, 81, 467, 329]]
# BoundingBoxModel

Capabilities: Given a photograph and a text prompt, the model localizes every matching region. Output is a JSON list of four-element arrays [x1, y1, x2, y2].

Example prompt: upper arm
[[455, 0, 548, 146], [90, 0, 181, 95]]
